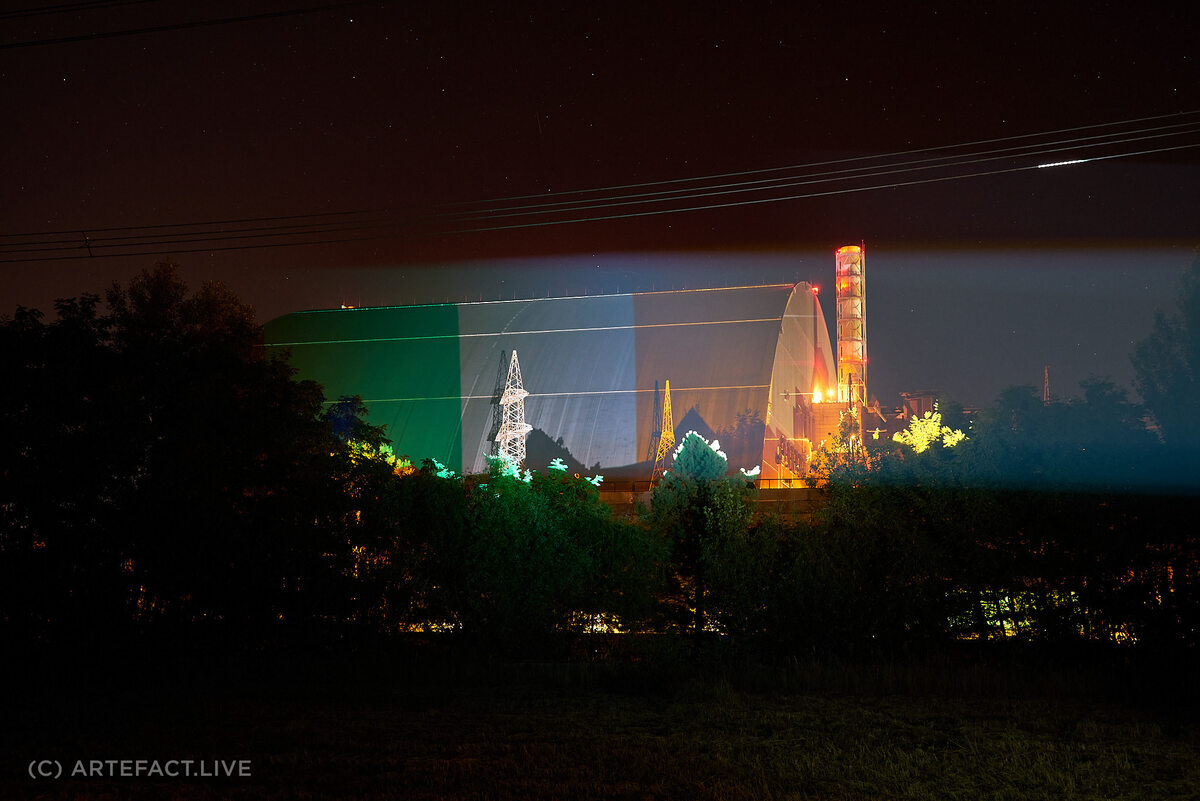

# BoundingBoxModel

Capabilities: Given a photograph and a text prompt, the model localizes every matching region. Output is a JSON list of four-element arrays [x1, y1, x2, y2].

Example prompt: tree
[[0, 263, 379, 645], [0, 294, 129, 637], [381, 454, 661, 653], [892, 406, 967, 454], [645, 432, 756, 652], [669, 430, 729, 482], [718, 408, 766, 473], [957, 379, 1161, 493], [1132, 251, 1200, 488], [805, 405, 880, 488]]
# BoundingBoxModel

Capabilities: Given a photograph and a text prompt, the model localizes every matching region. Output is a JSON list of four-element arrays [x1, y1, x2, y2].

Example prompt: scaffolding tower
[[496, 349, 533, 466]]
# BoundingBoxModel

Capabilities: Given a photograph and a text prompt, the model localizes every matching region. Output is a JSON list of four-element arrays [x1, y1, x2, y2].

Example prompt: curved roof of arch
[[264, 283, 835, 475]]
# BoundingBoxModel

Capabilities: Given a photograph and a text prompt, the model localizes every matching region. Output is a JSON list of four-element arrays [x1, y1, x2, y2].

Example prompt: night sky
[[2, 1, 1198, 406]]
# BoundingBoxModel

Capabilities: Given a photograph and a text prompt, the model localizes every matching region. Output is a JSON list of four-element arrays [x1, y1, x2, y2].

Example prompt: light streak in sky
[[1036, 159, 1090, 168]]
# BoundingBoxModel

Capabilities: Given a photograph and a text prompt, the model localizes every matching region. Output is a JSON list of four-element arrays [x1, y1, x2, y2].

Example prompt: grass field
[[4, 647, 1198, 800]]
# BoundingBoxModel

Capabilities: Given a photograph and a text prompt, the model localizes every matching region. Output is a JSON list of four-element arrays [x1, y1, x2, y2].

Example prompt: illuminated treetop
[[893, 407, 967, 454], [668, 431, 729, 483]]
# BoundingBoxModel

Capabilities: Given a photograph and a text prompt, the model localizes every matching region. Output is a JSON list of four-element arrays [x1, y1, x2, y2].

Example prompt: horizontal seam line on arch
[[266, 317, 782, 346], [334, 384, 772, 404]]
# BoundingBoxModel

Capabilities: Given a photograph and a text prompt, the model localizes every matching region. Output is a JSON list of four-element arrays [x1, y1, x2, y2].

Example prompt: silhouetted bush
[[1, 265, 368, 645]]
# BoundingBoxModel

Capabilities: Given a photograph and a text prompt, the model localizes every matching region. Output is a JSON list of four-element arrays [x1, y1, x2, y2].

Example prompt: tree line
[[1, 259, 1197, 658]]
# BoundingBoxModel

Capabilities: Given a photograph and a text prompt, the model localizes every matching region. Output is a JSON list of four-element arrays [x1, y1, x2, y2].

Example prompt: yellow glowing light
[[812, 388, 823, 403], [892, 408, 967, 453]]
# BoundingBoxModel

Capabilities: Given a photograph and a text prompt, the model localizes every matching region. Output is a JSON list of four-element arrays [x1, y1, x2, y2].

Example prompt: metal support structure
[[495, 349, 533, 466], [646, 381, 662, 464], [486, 350, 509, 446], [651, 379, 675, 484]]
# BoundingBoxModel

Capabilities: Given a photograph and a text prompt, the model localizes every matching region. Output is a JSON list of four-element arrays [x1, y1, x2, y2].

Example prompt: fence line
[[595, 478, 813, 493]]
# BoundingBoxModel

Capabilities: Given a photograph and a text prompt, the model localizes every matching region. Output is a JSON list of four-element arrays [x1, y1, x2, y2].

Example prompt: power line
[[1, 117, 1196, 263], [446, 141, 1200, 235], [3, 112, 1193, 239], [451, 109, 1200, 205], [0, 208, 386, 239], [0, 231, 381, 263], [0, 214, 390, 247], [0, 1, 161, 22], [0, 0, 382, 49], [0, 219, 396, 256], [437, 122, 1200, 223]]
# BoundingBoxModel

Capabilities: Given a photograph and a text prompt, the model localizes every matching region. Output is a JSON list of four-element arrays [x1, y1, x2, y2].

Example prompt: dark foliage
[[1133, 250, 1200, 488], [0, 264, 365, 644], [644, 433, 758, 652], [3, 262, 1197, 664], [384, 459, 664, 655], [793, 354, 1198, 654]]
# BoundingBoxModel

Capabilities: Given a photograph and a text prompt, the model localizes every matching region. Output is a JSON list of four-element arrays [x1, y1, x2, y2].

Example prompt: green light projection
[[264, 303, 463, 472]]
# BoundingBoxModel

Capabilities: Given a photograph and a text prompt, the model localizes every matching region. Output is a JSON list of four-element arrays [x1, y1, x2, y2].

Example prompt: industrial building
[[265, 275, 851, 484]]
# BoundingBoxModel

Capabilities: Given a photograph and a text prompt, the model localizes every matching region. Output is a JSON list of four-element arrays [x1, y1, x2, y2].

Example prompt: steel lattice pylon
[[495, 349, 533, 466], [651, 379, 675, 484]]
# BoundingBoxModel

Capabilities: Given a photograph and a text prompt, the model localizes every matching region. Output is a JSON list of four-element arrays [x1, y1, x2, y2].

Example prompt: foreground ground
[[3, 646, 1198, 800]]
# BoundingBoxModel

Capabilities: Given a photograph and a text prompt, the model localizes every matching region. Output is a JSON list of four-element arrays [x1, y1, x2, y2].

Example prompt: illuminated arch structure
[[265, 283, 837, 484]]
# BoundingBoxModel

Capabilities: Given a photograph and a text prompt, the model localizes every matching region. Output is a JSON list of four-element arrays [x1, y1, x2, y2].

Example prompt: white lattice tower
[[651, 379, 675, 484], [496, 349, 533, 466]]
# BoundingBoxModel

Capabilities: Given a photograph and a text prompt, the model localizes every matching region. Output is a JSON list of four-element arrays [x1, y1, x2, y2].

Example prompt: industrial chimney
[[834, 245, 866, 406]]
